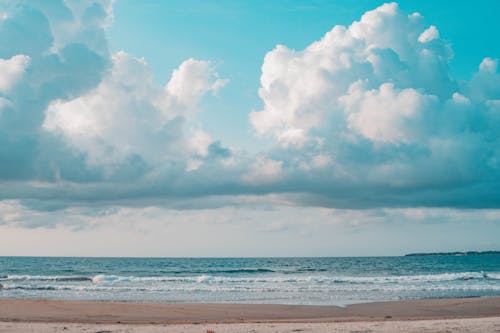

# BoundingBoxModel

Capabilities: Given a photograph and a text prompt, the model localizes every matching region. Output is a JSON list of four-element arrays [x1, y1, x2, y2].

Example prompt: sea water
[[0, 255, 499, 305]]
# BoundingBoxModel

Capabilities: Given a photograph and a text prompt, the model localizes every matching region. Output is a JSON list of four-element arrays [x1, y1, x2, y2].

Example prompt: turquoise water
[[0, 256, 499, 305]]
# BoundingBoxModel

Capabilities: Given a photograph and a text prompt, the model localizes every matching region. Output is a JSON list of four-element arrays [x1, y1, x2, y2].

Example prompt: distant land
[[405, 251, 500, 257]]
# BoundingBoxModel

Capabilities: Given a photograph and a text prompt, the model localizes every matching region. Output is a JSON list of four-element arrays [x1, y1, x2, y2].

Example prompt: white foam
[[486, 273, 500, 280], [5, 271, 499, 285]]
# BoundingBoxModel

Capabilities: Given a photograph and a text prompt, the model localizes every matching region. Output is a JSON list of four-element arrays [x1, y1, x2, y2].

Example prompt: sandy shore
[[1, 317, 500, 333], [0, 297, 499, 332], [1, 297, 499, 324]]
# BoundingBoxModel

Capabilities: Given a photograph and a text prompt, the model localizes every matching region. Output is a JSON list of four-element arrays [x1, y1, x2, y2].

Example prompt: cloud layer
[[0, 1, 500, 224], [1, 197, 499, 256]]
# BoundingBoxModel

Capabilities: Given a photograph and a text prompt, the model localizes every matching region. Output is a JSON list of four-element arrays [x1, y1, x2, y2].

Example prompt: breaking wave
[[1, 271, 499, 286]]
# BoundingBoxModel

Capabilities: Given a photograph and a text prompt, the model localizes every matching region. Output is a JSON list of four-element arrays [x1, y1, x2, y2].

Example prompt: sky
[[0, 0, 499, 257]]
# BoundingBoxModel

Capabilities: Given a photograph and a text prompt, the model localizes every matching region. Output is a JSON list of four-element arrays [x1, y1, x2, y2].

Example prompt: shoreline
[[0, 296, 499, 324]]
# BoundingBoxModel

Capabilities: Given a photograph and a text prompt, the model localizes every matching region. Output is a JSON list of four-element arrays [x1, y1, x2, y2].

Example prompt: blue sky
[[108, 0, 500, 150], [0, 0, 499, 256]]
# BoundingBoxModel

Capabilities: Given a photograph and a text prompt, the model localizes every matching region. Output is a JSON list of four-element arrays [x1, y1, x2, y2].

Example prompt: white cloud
[[479, 57, 498, 73], [451, 92, 469, 104], [186, 159, 203, 172], [465, 57, 500, 103], [311, 154, 332, 169], [248, 2, 500, 202], [418, 25, 439, 43], [0, 55, 29, 92], [166, 58, 228, 111], [188, 129, 213, 156], [45, 0, 114, 55], [300, 154, 333, 171], [0, 0, 499, 216], [342, 82, 438, 144], [243, 156, 284, 184], [277, 128, 307, 147], [1, 199, 499, 256], [43, 52, 226, 171], [0, 200, 24, 224], [250, 2, 455, 147]]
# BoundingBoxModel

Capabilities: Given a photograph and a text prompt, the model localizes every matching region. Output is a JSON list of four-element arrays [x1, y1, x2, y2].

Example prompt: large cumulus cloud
[[250, 3, 500, 207], [43, 53, 226, 174], [0, 0, 231, 189], [0, 0, 110, 180]]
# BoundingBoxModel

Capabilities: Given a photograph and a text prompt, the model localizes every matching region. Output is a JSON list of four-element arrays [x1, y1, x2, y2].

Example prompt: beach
[[1, 257, 499, 331], [1, 318, 500, 333], [0, 297, 499, 332]]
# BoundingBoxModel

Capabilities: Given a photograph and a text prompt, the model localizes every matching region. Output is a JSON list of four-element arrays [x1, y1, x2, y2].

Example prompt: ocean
[[0, 255, 499, 305]]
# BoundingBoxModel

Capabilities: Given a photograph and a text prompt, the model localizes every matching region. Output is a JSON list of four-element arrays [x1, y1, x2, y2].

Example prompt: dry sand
[[0, 297, 499, 332], [1, 317, 500, 333]]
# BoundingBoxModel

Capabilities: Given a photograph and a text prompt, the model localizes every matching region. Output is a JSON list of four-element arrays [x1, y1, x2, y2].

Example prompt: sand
[[1, 318, 500, 333], [0, 297, 499, 332]]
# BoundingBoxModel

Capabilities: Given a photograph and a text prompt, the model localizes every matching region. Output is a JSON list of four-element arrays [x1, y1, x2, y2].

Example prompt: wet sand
[[0, 297, 498, 332]]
